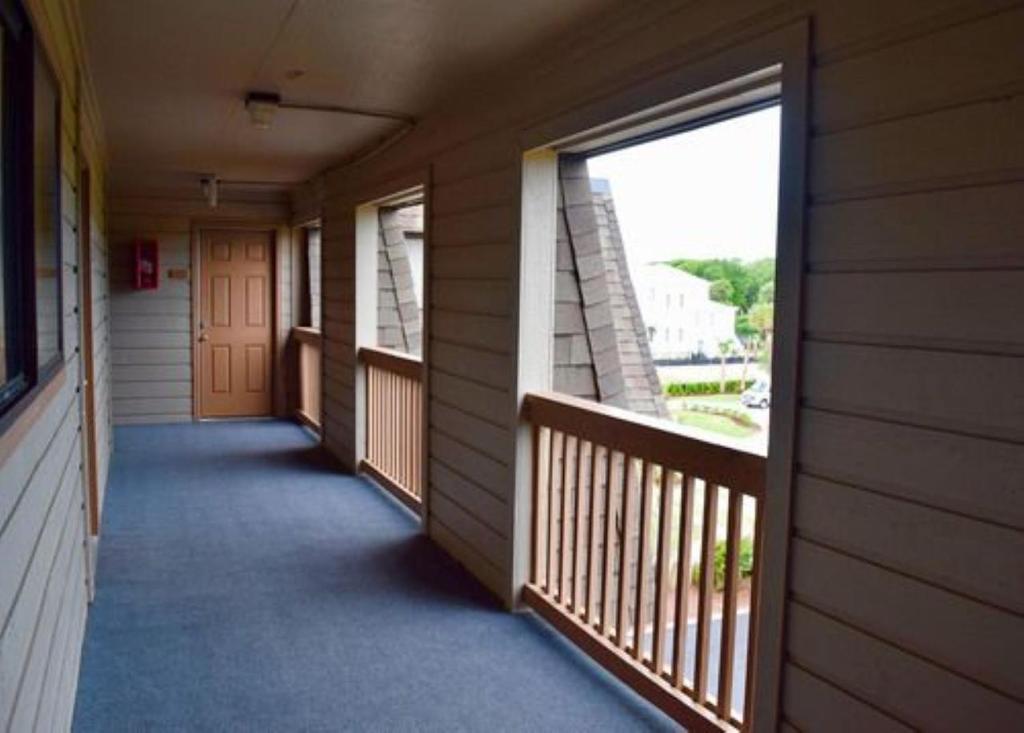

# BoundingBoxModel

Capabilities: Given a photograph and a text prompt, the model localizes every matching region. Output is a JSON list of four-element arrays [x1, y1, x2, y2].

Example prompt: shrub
[[663, 379, 754, 397], [691, 536, 755, 591]]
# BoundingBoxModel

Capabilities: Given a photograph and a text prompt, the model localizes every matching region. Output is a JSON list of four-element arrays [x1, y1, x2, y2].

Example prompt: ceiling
[[81, 0, 619, 192]]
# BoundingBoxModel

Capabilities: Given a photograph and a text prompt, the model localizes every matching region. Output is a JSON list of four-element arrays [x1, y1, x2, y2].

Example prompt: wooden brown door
[[198, 230, 274, 417]]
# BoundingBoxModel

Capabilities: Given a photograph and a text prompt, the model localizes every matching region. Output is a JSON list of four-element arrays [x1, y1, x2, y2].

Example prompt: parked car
[[741, 380, 771, 408]]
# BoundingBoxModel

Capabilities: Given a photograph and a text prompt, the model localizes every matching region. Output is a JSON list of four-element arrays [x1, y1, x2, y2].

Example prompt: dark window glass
[[0, 0, 30, 415], [33, 45, 60, 375], [0, 0, 65, 423], [1, 28, 7, 386]]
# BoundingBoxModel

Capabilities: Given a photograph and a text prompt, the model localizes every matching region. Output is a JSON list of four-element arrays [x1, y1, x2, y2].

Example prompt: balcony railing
[[293, 327, 322, 431], [522, 391, 766, 732], [358, 346, 424, 510]]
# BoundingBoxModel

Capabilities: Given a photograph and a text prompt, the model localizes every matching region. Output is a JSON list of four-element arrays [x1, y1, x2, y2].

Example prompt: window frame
[[513, 22, 810, 729], [0, 0, 64, 432], [32, 34, 62, 382]]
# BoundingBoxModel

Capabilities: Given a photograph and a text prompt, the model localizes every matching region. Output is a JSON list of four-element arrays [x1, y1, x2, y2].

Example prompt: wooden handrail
[[358, 345, 423, 381], [292, 326, 322, 346], [522, 391, 765, 498]]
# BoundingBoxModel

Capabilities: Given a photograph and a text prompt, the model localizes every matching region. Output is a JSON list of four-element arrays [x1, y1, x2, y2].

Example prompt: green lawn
[[673, 410, 759, 439], [684, 394, 743, 407]]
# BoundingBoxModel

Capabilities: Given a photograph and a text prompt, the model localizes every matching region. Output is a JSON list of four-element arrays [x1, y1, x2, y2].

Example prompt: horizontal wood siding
[[0, 0, 106, 730], [787, 1, 1024, 729], [311, 0, 1024, 725], [107, 195, 289, 424]]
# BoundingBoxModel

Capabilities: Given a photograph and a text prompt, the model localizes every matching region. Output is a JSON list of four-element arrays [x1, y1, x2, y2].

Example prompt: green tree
[[748, 302, 774, 334], [757, 280, 774, 304], [669, 257, 775, 313], [735, 312, 756, 339], [709, 278, 734, 304], [718, 340, 735, 393], [748, 302, 774, 367]]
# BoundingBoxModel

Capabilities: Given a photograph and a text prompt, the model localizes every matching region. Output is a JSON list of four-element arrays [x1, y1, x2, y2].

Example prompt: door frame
[[190, 222, 285, 419], [77, 166, 100, 536]]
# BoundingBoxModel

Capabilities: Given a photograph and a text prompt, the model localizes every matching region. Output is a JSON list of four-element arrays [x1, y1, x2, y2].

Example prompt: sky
[[586, 105, 780, 272]]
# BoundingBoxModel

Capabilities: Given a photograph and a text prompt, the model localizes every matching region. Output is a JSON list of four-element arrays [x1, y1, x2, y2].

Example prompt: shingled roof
[[377, 205, 423, 355], [553, 157, 668, 419]]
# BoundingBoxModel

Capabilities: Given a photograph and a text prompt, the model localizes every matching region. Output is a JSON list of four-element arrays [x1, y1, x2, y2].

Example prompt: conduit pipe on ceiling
[[243, 89, 417, 173]]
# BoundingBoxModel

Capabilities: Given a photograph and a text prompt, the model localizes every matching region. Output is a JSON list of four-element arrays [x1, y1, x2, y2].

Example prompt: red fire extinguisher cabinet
[[133, 238, 159, 290]]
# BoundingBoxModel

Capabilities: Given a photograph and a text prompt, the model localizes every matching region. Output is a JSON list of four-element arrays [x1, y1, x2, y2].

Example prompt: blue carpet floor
[[72, 420, 676, 731]]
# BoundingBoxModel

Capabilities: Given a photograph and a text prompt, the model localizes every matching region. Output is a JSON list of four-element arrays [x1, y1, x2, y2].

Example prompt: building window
[[0, 0, 64, 422], [678, 293, 684, 308], [297, 225, 321, 329]]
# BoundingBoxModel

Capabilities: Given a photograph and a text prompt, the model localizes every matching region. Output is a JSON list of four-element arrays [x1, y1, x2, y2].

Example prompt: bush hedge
[[692, 536, 755, 590], [663, 379, 754, 397]]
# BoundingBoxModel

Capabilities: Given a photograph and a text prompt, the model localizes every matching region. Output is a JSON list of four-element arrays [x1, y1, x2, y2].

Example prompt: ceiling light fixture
[[245, 92, 281, 129], [199, 176, 219, 208]]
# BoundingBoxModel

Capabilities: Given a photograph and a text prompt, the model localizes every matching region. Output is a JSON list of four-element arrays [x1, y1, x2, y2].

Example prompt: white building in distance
[[634, 262, 742, 360]]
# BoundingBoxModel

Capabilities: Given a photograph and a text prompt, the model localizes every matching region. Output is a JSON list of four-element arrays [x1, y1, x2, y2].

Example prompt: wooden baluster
[[547, 430, 563, 598], [314, 343, 321, 424], [694, 482, 719, 704], [718, 490, 743, 720], [573, 440, 588, 615], [399, 374, 404, 482], [372, 367, 380, 465], [652, 469, 675, 675], [616, 457, 638, 651], [390, 372, 397, 479], [742, 498, 763, 730], [299, 344, 306, 415], [365, 366, 372, 462], [377, 368, 383, 467], [599, 450, 620, 637], [633, 462, 655, 662], [383, 370, 391, 476], [377, 368, 385, 471], [672, 474, 696, 689], [532, 425, 550, 587], [403, 377, 410, 490], [392, 372, 399, 480], [415, 378, 421, 494], [394, 375, 401, 483], [373, 367, 380, 469], [389, 371, 396, 477], [585, 444, 603, 623], [560, 435, 576, 608], [396, 376, 403, 486], [412, 379, 418, 496], [388, 371, 395, 477], [413, 379, 421, 497]]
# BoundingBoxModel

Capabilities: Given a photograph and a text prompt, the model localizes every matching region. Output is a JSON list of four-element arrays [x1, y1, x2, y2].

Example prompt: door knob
[[198, 333, 209, 342]]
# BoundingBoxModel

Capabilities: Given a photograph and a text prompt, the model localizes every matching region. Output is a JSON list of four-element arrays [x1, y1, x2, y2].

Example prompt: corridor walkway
[[72, 421, 673, 731]]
